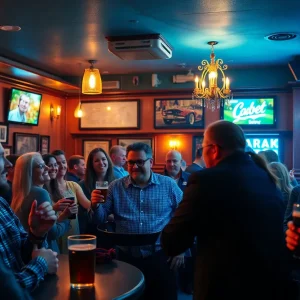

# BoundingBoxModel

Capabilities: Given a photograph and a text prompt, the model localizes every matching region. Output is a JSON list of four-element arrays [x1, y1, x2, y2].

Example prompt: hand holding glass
[[68, 235, 97, 289], [95, 181, 108, 203], [292, 204, 300, 259]]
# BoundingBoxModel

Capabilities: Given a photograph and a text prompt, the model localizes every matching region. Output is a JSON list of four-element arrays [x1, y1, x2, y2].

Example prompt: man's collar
[[124, 171, 160, 188]]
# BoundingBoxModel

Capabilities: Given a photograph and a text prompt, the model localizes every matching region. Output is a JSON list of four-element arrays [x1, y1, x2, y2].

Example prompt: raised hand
[[53, 198, 73, 212], [29, 200, 57, 237], [91, 189, 105, 208]]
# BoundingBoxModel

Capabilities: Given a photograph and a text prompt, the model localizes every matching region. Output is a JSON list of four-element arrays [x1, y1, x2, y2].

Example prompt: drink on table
[[68, 235, 97, 289], [292, 204, 300, 258], [95, 181, 109, 203]]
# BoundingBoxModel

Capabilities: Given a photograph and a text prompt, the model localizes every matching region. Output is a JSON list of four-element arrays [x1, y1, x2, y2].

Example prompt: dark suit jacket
[[162, 152, 294, 300]]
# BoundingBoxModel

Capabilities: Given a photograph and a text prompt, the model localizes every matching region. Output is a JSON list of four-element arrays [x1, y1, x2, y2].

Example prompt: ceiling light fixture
[[0, 25, 21, 31], [82, 60, 102, 94], [193, 41, 231, 111]]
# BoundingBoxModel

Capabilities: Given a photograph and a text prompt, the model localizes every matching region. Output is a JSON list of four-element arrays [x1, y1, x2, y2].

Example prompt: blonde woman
[[11, 152, 72, 252], [269, 162, 293, 210], [51, 150, 101, 253]]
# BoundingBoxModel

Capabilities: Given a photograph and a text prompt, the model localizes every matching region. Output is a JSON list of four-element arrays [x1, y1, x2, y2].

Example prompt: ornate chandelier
[[193, 41, 231, 111]]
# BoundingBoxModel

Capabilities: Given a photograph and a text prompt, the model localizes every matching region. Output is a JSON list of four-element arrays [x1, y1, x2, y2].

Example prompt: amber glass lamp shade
[[82, 67, 102, 94]]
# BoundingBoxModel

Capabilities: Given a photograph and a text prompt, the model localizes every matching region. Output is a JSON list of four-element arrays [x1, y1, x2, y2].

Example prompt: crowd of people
[[0, 120, 300, 299]]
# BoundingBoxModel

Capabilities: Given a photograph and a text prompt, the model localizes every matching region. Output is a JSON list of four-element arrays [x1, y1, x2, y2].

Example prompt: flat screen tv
[[7, 88, 42, 126], [221, 97, 276, 128]]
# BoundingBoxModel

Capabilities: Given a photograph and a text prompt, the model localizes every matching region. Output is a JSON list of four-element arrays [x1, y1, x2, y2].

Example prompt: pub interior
[[1, 0, 300, 299]]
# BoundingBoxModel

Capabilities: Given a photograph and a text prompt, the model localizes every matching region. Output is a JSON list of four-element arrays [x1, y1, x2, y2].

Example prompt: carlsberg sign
[[223, 98, 275, 125]]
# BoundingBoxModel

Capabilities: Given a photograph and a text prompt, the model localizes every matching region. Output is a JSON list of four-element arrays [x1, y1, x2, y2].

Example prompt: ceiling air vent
[[102, 81, 120, 90], [265, 33, 297, 41]]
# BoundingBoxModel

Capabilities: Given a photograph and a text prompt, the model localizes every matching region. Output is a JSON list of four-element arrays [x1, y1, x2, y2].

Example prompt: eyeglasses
[[35, 163, 46, 169], [126, 158, 151, 167]]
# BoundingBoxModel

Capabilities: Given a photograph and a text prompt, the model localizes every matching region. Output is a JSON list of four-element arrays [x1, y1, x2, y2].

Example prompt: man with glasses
[[161, 121, 295, 300], [92, 142, 183, 300]]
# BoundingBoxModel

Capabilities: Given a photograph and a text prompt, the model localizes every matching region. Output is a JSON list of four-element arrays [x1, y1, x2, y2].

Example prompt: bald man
[[162, 121, 295, 300], [110, 145, 129, 179], [164, 150, 190, 192]]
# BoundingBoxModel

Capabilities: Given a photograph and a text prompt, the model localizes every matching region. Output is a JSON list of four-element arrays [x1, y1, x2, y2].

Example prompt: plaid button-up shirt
[[93, 172, 183, 256], [0, 197, 48, 291]]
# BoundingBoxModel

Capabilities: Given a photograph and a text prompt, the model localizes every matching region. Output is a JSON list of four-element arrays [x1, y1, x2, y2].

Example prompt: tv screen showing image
[[222, 98, 276, 127], [7, 88, 42, 126]]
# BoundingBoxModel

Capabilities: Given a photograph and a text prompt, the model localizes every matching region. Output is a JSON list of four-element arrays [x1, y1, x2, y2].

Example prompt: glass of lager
[[292, 204, 300, 259], [95, 181, 109, 203], [68, 235, 97, 289]]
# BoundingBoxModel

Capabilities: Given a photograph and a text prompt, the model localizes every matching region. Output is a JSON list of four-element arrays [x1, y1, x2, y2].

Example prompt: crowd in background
[[0, 120, 300, 299]]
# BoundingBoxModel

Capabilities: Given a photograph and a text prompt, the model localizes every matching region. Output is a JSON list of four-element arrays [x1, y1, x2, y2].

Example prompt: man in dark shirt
[[185, 147, 205, 173], [65, 155, 85, 182], [162, 120, 295, 300]]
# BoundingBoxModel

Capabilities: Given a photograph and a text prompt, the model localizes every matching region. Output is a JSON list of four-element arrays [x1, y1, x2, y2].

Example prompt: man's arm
[[162, 174, 207, 256], [91, 185, 114, 224]]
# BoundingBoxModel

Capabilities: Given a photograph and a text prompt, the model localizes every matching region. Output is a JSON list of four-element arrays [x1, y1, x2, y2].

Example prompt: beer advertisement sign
[[246, 136, 279, 156], [223, 98, 275, 126]]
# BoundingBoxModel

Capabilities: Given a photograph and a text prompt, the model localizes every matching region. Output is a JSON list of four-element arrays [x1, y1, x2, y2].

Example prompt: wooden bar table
[[32, 255, 145, 300]]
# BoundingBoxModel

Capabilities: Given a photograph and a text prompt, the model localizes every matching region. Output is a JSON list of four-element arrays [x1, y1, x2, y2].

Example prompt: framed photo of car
[[154, 98, 205, 129]]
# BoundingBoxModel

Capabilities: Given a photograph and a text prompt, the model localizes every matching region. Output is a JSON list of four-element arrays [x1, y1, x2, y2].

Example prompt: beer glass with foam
[[68, 235, 97, 289], [292, 204, 300, 258], [95, 181, 108, 203]]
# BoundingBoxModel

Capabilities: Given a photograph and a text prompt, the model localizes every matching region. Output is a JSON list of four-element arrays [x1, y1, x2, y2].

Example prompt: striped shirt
[[0, 197, 48, 291], [93, 172, 183, 256]]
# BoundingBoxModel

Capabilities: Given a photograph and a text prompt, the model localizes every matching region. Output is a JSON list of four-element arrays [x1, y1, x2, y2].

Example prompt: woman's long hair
[[11, 152, 41, 213], [42, 154, 63, 202], [269, 162, 293, 195], [84, 148, 115, 193]]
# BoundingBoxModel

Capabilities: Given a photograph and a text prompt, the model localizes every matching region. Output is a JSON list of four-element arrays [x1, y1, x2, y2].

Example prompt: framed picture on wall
[[117, 138, 153, 149], [0, 122, 9, 144], [40, 135, 50, 155], [192, 135, 204, 161], [3, 145, 12, 156], [79, 100, 140, 130], [13, 133, 39, 155], [154, 98, 205, 129], [82, 140, 111, 162]]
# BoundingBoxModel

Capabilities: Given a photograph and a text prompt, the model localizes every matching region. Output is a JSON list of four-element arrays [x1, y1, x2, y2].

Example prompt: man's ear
[[150, 158, 154, 168], [74, 164, 78, 170]]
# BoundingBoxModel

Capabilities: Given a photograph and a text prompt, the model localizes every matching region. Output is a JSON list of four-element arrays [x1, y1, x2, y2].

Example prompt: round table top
[[32, 255, 145, 300]]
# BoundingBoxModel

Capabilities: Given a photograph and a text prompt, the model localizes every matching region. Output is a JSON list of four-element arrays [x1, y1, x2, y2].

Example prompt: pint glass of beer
[[292, 204, 300, 259], [68, 235, 97, 289], [95, 181, 109, 203]]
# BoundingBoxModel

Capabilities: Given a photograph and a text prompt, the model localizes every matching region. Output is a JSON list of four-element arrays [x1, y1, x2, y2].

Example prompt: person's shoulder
[[31, 185, 49, 196], [154, 173, 177, 185], [292, 185, 300, 194]]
